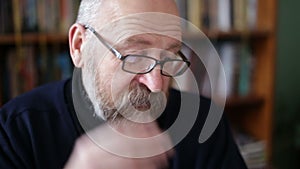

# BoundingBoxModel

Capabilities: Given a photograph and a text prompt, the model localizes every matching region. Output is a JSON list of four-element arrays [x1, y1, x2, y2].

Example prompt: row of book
[[173, 40, 254, 99], [216, 41, 254, 98], [0, 46, 73, 104], [0, 0, 80, 34], [182, 40, 254, 99], [233, 130, 267, 169], [215, 41, 253, 98], [176, 0, 258, 32]]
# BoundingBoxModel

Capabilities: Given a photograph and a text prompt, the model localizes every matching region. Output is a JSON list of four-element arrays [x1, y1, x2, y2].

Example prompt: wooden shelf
[[0, 33, 68, 44], [183, 29, 271, 40], [225, 95, 265, 109], [0, 29, 271, 45]]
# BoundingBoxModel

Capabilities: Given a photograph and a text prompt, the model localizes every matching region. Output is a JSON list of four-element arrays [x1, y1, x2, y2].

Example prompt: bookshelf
[[0, 0, 79, 105], [0, 33, 68, 44], [176, 0, 276, 168], [183, 29, 270, 40], [0, 0, 276, 167]]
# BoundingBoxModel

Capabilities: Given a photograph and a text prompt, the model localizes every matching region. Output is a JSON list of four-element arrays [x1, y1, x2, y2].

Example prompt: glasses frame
[[84, 25, 190, 77]]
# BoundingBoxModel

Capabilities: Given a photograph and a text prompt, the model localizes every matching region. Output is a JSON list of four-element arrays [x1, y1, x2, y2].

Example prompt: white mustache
[[104, 83, 167, 124]]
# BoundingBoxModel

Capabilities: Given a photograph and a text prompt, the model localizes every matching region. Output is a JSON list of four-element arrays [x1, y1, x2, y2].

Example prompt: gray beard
[[83, 58, 167, 125], [101, 82, 167, 124], [85, 68, 167, 123]]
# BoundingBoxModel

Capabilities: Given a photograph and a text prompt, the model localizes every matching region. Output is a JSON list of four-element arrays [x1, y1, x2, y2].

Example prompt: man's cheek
[[111, 77, 138, 102]]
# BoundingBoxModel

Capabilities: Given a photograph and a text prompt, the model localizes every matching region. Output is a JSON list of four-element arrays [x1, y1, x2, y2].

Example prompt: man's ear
[[69, 23, 86, 68]]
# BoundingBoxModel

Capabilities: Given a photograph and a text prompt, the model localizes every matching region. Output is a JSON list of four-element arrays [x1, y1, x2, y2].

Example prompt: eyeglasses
[[84, 25, 190, 77]]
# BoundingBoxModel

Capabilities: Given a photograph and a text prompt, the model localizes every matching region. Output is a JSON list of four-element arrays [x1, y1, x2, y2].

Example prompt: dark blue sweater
[[0, 79, 247, 169]]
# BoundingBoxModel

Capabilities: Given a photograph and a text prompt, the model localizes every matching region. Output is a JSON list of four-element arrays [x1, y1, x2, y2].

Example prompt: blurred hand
[[64, 121, 173, 169]]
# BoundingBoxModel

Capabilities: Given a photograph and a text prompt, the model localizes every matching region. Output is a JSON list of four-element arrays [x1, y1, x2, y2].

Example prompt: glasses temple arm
[[84, 25, 123, 59]]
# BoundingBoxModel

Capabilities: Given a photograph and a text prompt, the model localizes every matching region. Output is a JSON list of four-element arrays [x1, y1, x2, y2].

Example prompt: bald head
[[113, 0, 179, 15], [76, 0, 179, 26]]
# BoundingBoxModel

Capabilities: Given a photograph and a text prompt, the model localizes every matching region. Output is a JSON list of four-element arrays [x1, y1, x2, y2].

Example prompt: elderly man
[[0, 0, 247, 168]]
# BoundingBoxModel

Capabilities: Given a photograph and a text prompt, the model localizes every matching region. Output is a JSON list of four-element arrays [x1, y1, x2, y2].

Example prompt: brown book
[[233, 0, 247, 31], [187, 0, 203, 31]]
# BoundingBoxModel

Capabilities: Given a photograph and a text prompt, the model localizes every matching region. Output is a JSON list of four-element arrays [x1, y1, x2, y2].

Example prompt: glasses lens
[[123, 55, 156, 74], [162, 60, 189, 76]]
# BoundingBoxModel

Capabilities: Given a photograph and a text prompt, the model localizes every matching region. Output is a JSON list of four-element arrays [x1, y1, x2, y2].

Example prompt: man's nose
[[137, 68, 163, 92]]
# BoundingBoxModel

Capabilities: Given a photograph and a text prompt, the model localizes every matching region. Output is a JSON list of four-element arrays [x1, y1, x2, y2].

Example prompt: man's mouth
[[128, 82, 152, 111]]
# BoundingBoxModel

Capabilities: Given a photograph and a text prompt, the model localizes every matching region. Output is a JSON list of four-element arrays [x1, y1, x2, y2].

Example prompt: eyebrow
[[125, 37, 152, 46], [167, 43, 182, 51]]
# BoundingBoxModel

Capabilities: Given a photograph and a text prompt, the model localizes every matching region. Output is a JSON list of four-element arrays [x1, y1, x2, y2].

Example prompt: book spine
[[23, 0, 38, 32], [37, 0, 46, 32], [0, 53, 4, 105], [217, 0, 232, 31], [0, 1, 5, 34], [238, 43, 253, 96], [187, 0, 202, 31], [247, 0, 258, 30], [217, 41, 239, 97], [60, 0, 77, 33], [208, 0, 218, 31], [233, 0, 243, 31]]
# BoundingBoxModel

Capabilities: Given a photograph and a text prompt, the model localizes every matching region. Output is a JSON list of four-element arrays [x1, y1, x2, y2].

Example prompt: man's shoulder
[[0, 79, 70, 125], [0, 79, 78, 169], [169, 89, 248, 168]]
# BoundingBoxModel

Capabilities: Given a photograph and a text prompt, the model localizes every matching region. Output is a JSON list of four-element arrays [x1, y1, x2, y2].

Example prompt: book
[[0, 56, 4, 105], [233, 0, 247, 31], [22, 0, 38, 32], [182, 0, 258, 32], [37, 0, 47, 32], [2, 45, 73, 102], [12, 0, 22, 35], [6, 0, 80, 33], [233, 0, 258, 31], [202, 0, 210, 30], [0, 1, 4, 33], [217, 41, 240, 98], [6, 46, 37, 98], [217, 0, 232, 31], [233, 130, 267, 169], [187, 0, 203, 31], [37, 47, 73, 84], [208, 0, 219, 31], [55, 52, 73, 80], [0, 1, 14, 34], [60, 0, 77, 33], [207, 0, 233, 31], [0, 0, 80, 105], [45, 0, 59, 33], [216, 41, 254, 98], [247, 0, 258, 30], [238, 43, 253, 96]]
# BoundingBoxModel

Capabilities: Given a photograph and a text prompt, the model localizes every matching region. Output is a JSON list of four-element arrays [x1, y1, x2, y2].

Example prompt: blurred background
[[0, 0, 299, 168], [274, 0, 300, 168]]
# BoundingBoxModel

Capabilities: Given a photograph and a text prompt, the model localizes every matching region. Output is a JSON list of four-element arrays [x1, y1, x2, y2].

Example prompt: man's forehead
[[100, 0, 179, 18], [98, 12, 182, 44]]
